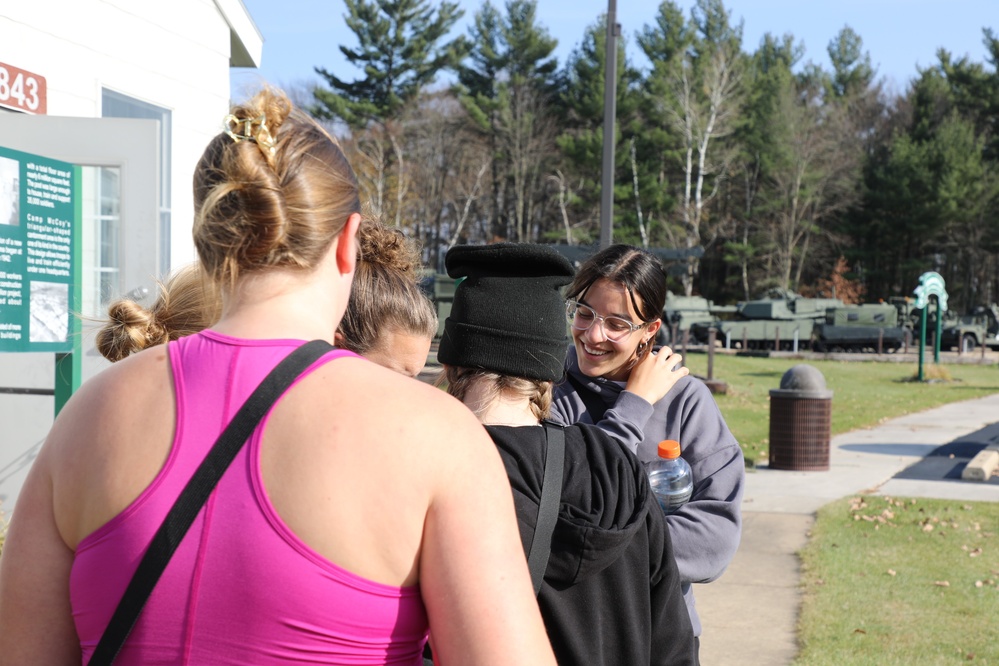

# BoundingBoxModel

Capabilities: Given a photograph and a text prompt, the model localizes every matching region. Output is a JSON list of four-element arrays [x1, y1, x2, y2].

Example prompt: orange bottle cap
[[658, 439, 681, 459]]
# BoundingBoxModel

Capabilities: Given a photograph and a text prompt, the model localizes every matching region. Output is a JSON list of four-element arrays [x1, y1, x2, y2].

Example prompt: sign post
[[912, 271, 948, 382], [0, 145, 81, 415]]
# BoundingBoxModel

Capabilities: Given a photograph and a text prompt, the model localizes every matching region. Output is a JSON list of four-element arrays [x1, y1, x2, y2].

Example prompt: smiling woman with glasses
[[548, 244, 746, 661], [566, 300, 648, 341]]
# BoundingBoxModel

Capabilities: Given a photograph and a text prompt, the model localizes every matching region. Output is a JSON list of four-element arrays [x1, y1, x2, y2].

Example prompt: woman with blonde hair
[[0, 88, 554, 665], [95, 262, 223, 363], [334, 217, 437, 377], [96, 217, 437, 378]]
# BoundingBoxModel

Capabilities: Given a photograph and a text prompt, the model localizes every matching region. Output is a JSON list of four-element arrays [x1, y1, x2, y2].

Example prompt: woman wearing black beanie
[[437, 242, 697, 666]]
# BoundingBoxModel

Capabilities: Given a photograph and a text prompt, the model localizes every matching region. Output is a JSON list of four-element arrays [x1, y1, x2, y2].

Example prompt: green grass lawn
[[794, 496, 999, 665], [679, 352, 999, 665], [682, 352, 999, 467]]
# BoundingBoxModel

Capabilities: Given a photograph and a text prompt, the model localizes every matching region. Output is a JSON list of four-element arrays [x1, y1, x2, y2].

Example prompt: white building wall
[[0, 0, 256, 268], [0, 0, 260, 512]]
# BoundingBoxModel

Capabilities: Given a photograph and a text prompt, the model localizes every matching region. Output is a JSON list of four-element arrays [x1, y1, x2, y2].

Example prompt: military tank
[[657, 291, 736, 345], [691, 289, 842, 351]]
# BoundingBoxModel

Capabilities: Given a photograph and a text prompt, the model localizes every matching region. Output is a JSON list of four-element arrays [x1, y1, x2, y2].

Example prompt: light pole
[[599, 0, 619, 250]]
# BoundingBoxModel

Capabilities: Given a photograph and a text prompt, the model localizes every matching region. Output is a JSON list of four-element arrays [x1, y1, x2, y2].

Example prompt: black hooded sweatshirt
[[486, 423, 697, 666]]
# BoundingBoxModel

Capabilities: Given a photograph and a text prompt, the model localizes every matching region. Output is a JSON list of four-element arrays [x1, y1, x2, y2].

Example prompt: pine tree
[[456, 0, 559, 242], [311, 0, 467, 228], [313, 0, 467, 127], [826, 26, 875, 99], [555, 15, 641, 246], [725, 32, 802, 299]]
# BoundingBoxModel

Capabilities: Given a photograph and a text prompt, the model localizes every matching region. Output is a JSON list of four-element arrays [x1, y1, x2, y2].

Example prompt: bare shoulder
[[322, 358, 475, 422], [303, 356, 494, 464], [48, 345, 171, 447], [39, 345, 175, 547]]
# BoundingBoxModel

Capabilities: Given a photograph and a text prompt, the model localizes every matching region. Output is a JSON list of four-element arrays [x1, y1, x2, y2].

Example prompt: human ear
[[645, 318, 662, 341], [334, 212, 362, 275]]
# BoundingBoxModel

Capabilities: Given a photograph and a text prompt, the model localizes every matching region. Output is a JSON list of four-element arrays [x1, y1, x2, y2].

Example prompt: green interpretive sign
[[0, 145, 79, 353]]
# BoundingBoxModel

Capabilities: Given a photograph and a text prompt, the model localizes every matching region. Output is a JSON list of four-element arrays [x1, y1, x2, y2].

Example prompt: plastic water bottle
[[646, 440, 693, 514]]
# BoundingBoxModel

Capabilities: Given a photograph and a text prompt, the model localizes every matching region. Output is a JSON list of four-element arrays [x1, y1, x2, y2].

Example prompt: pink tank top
[[70, 331, 429, 665]]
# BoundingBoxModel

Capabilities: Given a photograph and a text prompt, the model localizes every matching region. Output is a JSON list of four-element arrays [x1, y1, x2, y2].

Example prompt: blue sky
[[230, 0, 996, 100]]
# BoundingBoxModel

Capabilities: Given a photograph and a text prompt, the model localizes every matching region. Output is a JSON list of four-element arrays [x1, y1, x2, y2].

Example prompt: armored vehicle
[[906, 304, 999, 353], [658, 291, 736, 345], [936, 304, 999, 352], [972, 303, 999, 350], [812, 303, 907, 353], [692, 290, 842, 351]]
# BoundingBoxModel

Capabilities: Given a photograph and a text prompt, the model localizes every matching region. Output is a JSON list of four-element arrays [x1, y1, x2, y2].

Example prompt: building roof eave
[[214, 0, 263, 68]]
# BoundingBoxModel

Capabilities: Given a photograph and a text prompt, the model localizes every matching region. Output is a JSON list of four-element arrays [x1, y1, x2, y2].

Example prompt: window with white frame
[[82, 89, 171, 316], [80, 165, 121, 316]]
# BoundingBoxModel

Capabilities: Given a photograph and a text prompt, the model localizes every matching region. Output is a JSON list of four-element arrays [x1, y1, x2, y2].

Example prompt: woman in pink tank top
[[0, 87, 555, 666]]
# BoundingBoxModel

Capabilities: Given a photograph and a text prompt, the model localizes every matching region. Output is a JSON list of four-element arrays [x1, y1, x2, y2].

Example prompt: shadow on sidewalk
[[888, 422, 999, 485]]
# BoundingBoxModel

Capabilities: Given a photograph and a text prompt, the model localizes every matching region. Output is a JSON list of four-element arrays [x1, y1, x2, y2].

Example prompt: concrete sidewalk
[[695, 393, 999, 666]]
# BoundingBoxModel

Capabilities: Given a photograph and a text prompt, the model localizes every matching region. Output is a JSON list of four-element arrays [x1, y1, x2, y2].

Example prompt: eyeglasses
[[566, 300, 646, 342]]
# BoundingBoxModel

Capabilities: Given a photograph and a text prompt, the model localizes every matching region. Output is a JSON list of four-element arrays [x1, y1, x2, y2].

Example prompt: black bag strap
[[90, 339, 335, 666], [423, 422, 567, 665], [564, 373, 608, 423], [526, 423, 565, 595]]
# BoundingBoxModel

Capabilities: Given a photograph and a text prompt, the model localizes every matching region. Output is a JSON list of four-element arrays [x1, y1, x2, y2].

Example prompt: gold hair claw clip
[[223, 112, 276, 157]]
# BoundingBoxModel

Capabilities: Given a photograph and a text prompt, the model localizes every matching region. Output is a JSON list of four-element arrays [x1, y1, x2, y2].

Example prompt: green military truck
[[937, 304, 999, 352], [905, 303, 999, 353]]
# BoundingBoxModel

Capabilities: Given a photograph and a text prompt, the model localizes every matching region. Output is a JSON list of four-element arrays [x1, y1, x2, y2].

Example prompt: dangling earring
[[637, 339, 649, 355]]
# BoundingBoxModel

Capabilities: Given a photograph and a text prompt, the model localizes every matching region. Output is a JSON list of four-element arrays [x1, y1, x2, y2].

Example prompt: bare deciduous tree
[[763, 85, 860, 291], [404, 91, 496, 265], [662, 38, 743, 295], [495, 84, 556, 242]]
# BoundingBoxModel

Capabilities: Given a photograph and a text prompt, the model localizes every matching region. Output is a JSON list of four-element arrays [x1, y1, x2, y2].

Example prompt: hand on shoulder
[[625, 346, 690, 406]]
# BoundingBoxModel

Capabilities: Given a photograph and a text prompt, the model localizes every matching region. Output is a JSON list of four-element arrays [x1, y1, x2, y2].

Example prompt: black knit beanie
[[437, 243, 575, 381]]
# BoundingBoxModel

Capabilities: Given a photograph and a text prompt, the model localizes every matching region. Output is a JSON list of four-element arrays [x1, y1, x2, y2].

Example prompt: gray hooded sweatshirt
[[550, 346, 745, 636]]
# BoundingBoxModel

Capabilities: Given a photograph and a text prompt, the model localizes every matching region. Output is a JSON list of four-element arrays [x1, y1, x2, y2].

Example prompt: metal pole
[[599, 0, 618, 250], [707, 328, 716, 380], [918, 308, 926, 381], [934, 299, 942, 364]]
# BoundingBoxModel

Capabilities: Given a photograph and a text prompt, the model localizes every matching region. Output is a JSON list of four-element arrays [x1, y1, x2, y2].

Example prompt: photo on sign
[[0, 155, 19, 226], [30, 280, 68, 343]]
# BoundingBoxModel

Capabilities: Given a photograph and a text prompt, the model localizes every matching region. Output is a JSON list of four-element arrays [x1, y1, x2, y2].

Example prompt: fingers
[[652, 347, 685, 372], [625, 346, 689, 405]]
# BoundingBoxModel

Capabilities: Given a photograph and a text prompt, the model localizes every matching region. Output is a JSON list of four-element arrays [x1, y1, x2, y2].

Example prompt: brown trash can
[[768, 364, 833, 471]]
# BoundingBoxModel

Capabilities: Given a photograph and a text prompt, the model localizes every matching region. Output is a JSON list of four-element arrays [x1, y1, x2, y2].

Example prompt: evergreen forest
[[308, 0, 999, 311]]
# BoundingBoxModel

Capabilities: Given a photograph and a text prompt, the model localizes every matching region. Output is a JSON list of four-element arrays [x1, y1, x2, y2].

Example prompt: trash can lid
[[769, 364, 833, 399]]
